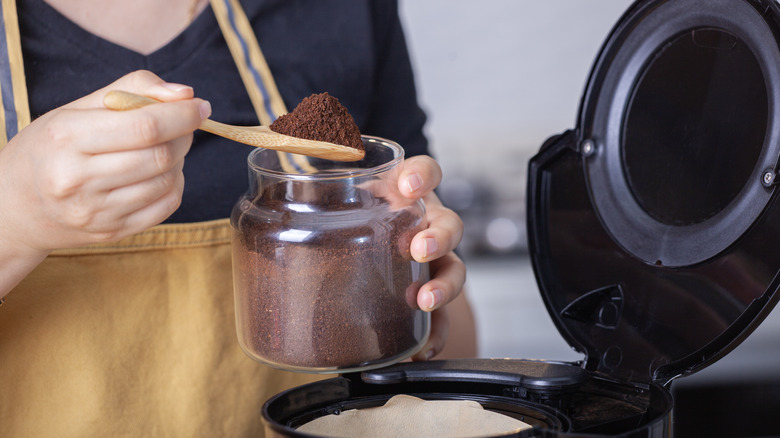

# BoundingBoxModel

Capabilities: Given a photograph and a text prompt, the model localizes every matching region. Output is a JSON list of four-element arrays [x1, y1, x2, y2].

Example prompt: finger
[[411, 305, 449, 361], [410, 201, 463, 262], [116, 171, 185, 235], [50, 159, 185, 238], [434, 291, 478, 359], [84, 136, 191, 191], [65, 70, 196, 110], [87, 168, 186, 241], [397, 155, 442, 199], [417, 252, 466, 312], [96, 159, 186, 221], [48, 98, 208, 155]]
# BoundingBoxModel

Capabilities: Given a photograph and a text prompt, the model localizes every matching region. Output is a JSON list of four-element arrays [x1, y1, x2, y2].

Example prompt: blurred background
[[398, 1, 780, 435], [398, 0, 626, 360]]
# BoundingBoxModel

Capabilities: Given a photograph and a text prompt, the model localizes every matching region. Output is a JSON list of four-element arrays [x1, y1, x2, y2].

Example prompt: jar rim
[[247, 135, 405, 180]]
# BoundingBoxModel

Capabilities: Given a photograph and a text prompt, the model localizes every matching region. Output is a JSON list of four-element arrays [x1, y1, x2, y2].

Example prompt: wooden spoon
[[103, 90, 365, 162]]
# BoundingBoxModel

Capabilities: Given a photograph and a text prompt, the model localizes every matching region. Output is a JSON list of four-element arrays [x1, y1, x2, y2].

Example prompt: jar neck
[[255, 177, 380, 208], [245, 136, 407, 208]]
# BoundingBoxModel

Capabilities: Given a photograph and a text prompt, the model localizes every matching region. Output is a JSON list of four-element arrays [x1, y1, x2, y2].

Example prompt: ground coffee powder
[[270, 92, 364, 151], [232, 181, 429, 370]]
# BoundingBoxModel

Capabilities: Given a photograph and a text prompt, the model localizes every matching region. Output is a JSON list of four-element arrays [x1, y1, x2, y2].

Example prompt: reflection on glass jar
[[231, 136, 430, 373]]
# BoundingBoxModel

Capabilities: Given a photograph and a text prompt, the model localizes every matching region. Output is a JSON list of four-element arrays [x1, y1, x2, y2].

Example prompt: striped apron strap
[[0, 0, 31, 150], [209, 0, 314, 173]]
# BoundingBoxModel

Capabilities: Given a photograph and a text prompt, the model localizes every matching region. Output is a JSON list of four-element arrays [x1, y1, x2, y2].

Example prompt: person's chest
[[17, 0, 383, 222], [41, 0, 210, 55]]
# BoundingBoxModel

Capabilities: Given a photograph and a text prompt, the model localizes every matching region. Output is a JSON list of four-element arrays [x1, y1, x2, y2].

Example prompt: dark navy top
[[17, 0, 429, 222]]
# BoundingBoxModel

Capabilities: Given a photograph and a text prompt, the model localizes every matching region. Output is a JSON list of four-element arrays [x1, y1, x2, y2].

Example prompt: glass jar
[[231, 136, 430, 373]]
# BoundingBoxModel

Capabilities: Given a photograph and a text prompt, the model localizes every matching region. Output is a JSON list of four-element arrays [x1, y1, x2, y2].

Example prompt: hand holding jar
[[231, 137, 466, 373]]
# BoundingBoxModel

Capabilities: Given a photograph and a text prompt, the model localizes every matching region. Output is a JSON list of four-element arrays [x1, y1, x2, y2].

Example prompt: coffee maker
[[262, 0, 780, 435]]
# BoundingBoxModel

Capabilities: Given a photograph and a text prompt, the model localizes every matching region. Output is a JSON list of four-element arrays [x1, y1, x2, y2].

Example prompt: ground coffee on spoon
[[270, 92, 364, 151]]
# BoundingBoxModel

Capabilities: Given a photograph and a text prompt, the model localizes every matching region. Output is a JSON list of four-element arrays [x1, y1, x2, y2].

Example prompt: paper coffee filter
[[296, 394, 532, 437]]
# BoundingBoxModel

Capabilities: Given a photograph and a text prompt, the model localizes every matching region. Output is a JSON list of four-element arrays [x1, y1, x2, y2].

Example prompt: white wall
[[399, 1, 629, 193], [395, 0, 633, 359]]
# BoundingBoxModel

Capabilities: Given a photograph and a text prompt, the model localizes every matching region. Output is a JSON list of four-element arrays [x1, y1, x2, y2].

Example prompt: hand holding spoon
[[103, 90, 365, 162]]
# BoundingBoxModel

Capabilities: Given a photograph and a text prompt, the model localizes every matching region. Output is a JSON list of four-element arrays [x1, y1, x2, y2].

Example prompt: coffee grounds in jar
[[232, 183, 429, 369], [270, 92, 364, 151]]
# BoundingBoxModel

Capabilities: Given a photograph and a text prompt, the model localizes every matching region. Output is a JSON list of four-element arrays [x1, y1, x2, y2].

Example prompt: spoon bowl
[[103, 90, 365, 162]]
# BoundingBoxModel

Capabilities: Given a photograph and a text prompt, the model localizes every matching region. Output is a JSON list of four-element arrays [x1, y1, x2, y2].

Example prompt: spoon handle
[[103, 90, 161, 110], [197, 118, 362, 161], [198, 118, 272, 146]]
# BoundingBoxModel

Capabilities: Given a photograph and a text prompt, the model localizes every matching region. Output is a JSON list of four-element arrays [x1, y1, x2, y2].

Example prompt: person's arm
[[363, 1, 477, 359], [0, 70, 209, 298], [434, 291, 478, 359], [0, 239, 48, 300]]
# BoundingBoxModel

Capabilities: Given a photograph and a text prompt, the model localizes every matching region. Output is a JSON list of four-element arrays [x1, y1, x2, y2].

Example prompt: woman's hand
[[394, 155, 472, 360], [0, 70, 210, 296]]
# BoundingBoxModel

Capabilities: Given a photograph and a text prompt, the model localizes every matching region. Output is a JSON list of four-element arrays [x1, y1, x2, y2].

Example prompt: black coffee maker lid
[[527, 0, 780, 386]]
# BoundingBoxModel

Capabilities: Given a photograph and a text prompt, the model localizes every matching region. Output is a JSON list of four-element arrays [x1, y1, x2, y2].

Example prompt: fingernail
[[161, 83, 193, 93], [406, 173, 423, 193], [199, 100, 212, 119], [423, 237, 438, 258], [424, 349, 435, 360], [422, 288, 443, 311]]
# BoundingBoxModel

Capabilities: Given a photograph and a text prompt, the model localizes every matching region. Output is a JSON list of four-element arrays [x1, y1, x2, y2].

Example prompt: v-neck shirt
[[17, 0, 428, 223]]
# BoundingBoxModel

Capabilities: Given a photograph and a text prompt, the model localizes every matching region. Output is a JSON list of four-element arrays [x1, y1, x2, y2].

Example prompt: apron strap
[[208, 0, 284, 127], [209, 0, 315, 173], [0, 0, 31, 150]]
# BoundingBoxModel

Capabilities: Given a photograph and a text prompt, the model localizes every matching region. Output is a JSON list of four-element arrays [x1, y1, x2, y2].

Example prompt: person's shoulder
[[366, 0, 400, 21]]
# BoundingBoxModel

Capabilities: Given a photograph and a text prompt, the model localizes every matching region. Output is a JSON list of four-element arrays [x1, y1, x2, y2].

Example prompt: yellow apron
[[0, 1, 319, 436]]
